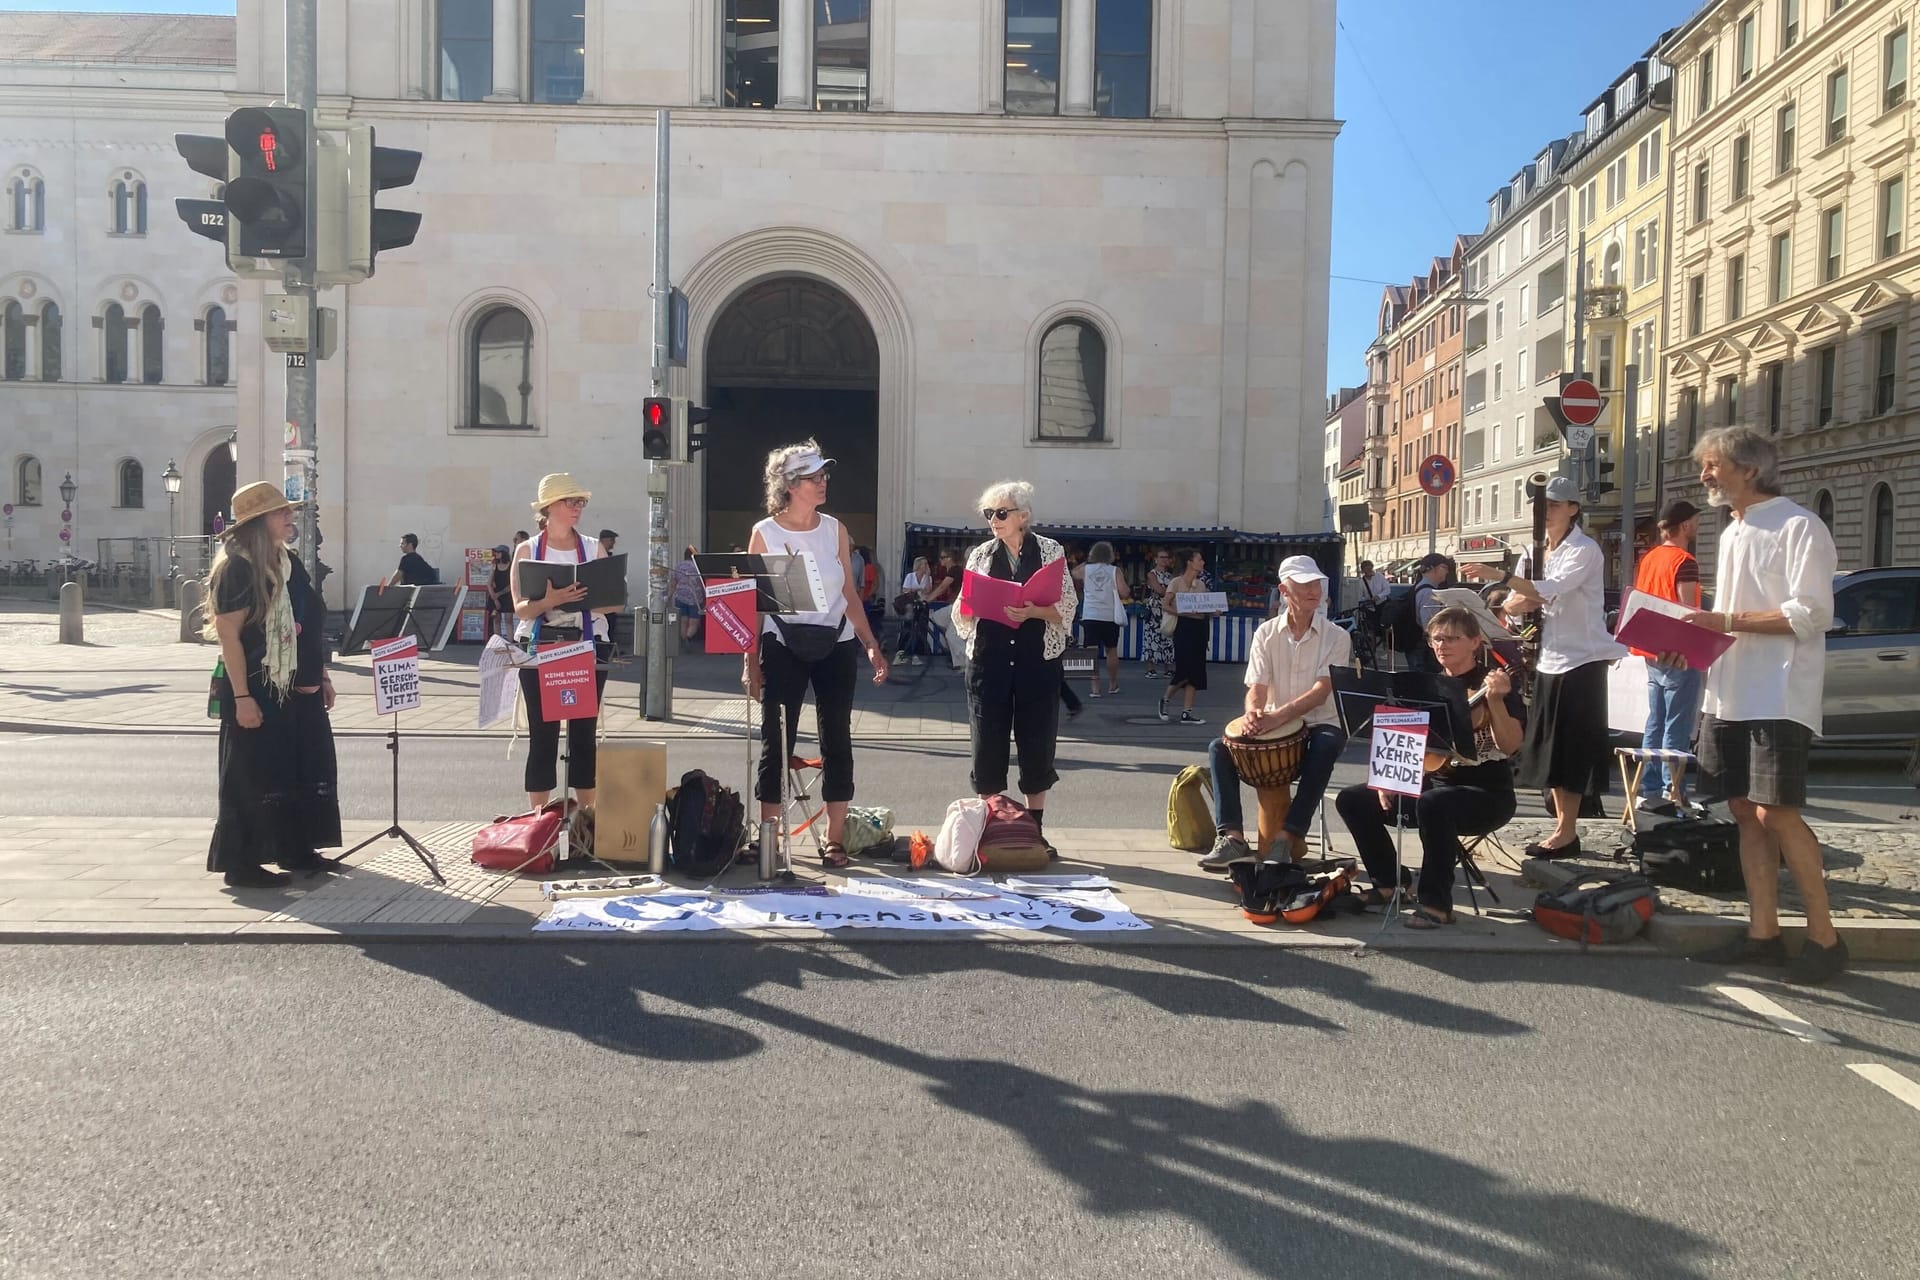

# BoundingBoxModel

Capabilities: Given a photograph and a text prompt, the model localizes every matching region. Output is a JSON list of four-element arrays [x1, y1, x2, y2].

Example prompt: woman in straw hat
[[511, 472, 617, 813], [203, 481, 341, 888], [745, 441, 889, 868]]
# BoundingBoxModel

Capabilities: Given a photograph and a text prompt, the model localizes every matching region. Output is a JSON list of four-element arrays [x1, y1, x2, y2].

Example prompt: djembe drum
[[1222, 715, 1308, 857]]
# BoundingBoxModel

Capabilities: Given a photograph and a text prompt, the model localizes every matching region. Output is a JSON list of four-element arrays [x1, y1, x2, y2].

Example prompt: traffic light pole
[[1619, 365, 1639, 591], [644, 109, 673, 720], [284, 0, 321, 588]]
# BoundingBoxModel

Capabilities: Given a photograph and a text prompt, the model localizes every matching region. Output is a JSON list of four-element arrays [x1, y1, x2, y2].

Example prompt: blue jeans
[[1208, 724, 1347, 845], [1641, 662, 1704, 797]]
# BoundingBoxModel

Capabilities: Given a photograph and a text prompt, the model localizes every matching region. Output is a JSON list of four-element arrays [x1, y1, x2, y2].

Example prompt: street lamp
[[226, 429, 238, 464], [161, 458, 182, 592], [57, 472, 76, 584]]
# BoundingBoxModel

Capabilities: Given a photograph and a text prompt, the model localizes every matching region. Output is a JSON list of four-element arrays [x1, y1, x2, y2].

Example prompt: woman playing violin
[[1333, 606, 1527, 929]]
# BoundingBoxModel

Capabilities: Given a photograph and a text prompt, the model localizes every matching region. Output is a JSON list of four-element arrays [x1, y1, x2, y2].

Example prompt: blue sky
[[7, 0, 1706, 395]]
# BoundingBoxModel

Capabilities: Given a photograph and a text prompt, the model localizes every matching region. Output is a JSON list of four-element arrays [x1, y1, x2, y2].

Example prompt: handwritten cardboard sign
[[370, 635, 422, 716], [1367, 706, 1429, 798], [1173, 591, 1230, 615]]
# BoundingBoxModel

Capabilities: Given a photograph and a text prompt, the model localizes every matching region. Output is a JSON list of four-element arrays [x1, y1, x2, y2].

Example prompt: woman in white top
[[744, 441, 889, 868], [1072, 540, 1131, 697], [510, 472, 616, 811], [894, 555, 935, 666]]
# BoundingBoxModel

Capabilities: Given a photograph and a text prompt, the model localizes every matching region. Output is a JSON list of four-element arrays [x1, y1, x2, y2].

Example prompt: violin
[[1423, 684, 1495, 776]]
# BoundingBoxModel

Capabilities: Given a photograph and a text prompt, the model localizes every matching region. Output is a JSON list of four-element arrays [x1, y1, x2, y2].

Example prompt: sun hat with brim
[[1429, 587, 1516, 640], [781, 449, 836, 481], [532, 472, 592, 513], [227, 481, 297, 531]]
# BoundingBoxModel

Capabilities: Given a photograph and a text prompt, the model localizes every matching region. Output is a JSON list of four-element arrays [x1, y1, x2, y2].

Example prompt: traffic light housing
[[1588, 452, 1618, 499], [642, 397, 671, 460], [672, 398, 714, 460], [172, 132, 232, 256], [223, 106, 308, 259]]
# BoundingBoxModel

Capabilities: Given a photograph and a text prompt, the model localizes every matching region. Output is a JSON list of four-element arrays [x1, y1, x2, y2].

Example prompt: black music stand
[[341, 606, 446, 885]]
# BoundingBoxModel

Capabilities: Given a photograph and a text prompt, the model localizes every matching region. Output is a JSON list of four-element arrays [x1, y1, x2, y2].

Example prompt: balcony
[[1586, 284, 1627, 320]]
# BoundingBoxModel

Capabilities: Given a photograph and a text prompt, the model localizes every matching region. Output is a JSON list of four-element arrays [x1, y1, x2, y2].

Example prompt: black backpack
[[1381, 586, 1426, 654], [1632, 819, 1742, 892], [668, 769, 746, 878]]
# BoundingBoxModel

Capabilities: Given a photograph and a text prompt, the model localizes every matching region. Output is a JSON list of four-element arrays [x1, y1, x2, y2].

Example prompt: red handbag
[[471, 802, 566, 874]]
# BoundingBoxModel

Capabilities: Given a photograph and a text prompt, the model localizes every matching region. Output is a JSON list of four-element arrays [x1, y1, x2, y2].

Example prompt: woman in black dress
[[205, 482, 341, 888], [1158, 547, 1211, 725]]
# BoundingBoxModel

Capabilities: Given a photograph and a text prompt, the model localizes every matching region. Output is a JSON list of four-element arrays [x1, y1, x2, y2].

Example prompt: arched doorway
[[200, 445, 234, 534], [703, 277, 879, 554]]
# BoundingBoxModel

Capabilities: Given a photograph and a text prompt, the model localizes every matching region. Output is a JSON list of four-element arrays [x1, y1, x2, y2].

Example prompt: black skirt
[[1170, 615, 1210, 691], [208, 685, 342, 873], [1516, 660, 1611, 795]]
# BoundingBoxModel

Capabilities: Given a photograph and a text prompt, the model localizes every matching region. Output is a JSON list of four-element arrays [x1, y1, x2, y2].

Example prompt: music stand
[[693, 552, 827, 615], [342, 586, 417, 656], [341, 600, 446, 885]]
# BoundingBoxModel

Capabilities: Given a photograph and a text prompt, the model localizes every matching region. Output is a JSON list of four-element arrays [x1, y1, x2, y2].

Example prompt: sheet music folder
[[514, 553, 629, 611], [693, 553, 826, 616], [1330, 668, 1478, 762]]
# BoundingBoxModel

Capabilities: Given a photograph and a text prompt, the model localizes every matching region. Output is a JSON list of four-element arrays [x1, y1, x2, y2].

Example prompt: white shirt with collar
[[1704, 494, 1837, 733], [1526, 525, 1625, 674], [1244, 609, 1352, 729], [1362, 572, 1389, 603]]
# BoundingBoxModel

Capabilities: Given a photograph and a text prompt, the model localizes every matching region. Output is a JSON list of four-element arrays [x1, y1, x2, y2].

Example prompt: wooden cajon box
[[595, 742, 669, 864]]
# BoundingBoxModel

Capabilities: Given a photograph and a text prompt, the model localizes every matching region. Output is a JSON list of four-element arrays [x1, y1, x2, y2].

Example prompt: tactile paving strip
[[263, 821, 512, 926]]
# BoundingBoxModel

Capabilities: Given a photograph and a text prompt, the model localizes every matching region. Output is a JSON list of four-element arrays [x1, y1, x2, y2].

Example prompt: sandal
[[1356, 886, 1396, 908], [820, 841, 851, 869], [1405, 906, 1454, 930]]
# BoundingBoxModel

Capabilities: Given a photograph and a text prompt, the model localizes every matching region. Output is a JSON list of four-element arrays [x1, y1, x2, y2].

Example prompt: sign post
[[1367, 706, 1429, 937], [345, 633, 443, 883], [1417, 454, 1456, 556]]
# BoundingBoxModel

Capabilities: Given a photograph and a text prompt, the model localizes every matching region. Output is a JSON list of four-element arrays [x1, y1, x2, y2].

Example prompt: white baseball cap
[[1277, 555, 1328, 585], [782, 448, 836, 480]]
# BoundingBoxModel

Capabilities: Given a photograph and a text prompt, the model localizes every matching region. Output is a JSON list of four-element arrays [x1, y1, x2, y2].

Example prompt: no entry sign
[[1560, 378, 1603, 426]]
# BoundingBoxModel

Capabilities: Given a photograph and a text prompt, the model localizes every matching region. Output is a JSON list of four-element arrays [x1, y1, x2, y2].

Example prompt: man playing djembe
[[1198, 555, 1351, 869]]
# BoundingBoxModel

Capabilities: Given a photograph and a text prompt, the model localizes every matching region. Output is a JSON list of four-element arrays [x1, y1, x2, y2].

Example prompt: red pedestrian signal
[[641, 396, 671, 460]]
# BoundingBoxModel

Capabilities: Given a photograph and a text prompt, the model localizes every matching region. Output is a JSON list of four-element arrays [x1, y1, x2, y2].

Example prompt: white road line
[[1848, 1064, 1920, 1115], [1715, 985, 1839, 1045]]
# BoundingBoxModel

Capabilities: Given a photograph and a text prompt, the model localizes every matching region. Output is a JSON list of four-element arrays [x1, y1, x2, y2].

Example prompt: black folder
[[515, 552, 629, 611]]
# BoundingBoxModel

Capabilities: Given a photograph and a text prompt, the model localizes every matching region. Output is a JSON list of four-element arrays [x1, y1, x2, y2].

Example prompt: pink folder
[[1614, 608, 1736, 671], [958, 556, 1066, 620]]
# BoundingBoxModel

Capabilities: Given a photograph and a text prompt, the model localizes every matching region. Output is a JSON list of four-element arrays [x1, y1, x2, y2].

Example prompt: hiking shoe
[[1199, 833, 1254, 870], [1690, 932, 1788, 967], [1787, 936, 1849, 985], [1179, 710, 1206, 725]]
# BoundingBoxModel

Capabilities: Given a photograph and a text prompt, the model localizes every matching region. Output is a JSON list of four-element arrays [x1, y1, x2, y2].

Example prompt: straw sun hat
[[532, 472, 592, 513], [226, 481, 297, 531]]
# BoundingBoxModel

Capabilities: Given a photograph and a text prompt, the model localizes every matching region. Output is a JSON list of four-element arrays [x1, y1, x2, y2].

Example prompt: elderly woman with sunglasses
[[951, 481, 1079, 854]]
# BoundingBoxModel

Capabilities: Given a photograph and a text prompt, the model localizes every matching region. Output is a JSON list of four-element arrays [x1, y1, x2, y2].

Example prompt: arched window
[[1871, 483, 1896, 567], [140, 304, 163, 384], [204, 305, 228, 387], [1604, 244, 1623, 285], [103, 303, 128, 383], [1035, 318, 1107, 441], [470, 305, 534, 427], [16, 456, 41, 506], [8, 171, 44, 233], [2, 300, 23, 381], [39, 301, 60, 382], [111, 175, 147, 235], [118, 459, 144, 510], [1815, 488, 1835, 532]]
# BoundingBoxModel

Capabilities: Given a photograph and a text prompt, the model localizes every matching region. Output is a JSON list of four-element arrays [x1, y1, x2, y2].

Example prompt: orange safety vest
[[1629, 544, 1698, 659]]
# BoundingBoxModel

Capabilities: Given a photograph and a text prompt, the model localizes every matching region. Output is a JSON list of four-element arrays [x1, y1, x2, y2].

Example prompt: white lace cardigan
[[950, 534, 1079, 660]]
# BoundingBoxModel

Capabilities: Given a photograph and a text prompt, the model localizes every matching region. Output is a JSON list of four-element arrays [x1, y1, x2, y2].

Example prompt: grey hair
[[763, 438, 824, 516], [1088, 540, 1114, 564], [975, 479, 1035, 519], [1692, 426, 1782, 496]]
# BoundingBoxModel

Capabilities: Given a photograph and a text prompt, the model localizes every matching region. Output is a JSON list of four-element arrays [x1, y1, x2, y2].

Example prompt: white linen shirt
[[1703, 495, 1837, 733], [1244, 611, 1352, 728], [1526, 525, 1626, 674]]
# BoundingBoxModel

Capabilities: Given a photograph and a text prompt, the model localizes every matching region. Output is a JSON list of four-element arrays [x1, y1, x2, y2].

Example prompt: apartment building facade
[[1458, 142, 1573, 566], [1321, 383, 1365, 530], [1664, 0, 1919, 571]]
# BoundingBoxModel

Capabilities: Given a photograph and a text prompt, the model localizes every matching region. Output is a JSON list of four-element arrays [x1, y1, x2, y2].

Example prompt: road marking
[[1715, 985, 1838, 1045], [1848, 1064, 1920, 1114]]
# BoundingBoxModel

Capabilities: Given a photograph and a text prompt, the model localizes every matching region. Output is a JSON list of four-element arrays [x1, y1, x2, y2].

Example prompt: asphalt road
[[3, 729, 1914, 832], [1, 944, 1916, 1278]]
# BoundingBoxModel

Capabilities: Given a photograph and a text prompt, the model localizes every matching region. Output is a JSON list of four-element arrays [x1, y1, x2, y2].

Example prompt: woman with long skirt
[[1158, 547, 1212, 725]]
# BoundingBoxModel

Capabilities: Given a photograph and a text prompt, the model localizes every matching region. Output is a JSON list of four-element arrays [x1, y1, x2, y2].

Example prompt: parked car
[[1822, 567, 1920, 740]]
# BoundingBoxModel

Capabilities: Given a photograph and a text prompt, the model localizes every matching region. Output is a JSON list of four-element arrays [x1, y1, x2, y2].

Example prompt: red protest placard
[[704, 578, 758, 654], [535, 640, 599, 721]]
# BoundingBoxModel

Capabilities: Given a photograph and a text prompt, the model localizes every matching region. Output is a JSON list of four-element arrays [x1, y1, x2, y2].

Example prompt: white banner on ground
[[1368, 707, 1429, 797], [533, 877, 1150, 934], [370, 635, 421, 716]]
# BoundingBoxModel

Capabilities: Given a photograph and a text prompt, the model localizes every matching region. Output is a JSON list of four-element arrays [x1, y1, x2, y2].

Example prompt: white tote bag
[[933, 797, 988, 874]]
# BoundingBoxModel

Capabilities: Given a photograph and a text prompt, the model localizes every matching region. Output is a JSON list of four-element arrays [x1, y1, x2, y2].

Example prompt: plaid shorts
[[1696, 714, 1813, 809]]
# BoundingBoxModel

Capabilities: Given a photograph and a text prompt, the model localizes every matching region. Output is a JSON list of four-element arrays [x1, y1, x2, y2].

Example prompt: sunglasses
[[982, 507, 1020, 521]]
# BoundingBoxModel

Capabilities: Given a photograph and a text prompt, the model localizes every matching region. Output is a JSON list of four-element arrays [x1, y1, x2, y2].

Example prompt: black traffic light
[[357, 126, 422, 258], [675, 399, 714, 458], [1588, 454, 1618, 499], [172, 132, 231, 255], [642, 397, 671, 460], [223, 106, 308, 259]]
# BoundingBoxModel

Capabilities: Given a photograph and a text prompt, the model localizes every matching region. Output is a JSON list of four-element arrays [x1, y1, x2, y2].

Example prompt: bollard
[[151, 571, 169, 610], [179, 579, 208, 643], [58, 581, 84, 645]]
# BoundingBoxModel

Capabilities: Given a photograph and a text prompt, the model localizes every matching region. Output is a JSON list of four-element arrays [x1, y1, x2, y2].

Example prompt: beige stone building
[[1664, 0, 1918, 571]]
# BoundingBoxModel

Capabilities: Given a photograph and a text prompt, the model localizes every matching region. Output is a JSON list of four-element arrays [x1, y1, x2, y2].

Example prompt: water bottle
[[647, 802, 669, 876], [758, 819, 780, 879]]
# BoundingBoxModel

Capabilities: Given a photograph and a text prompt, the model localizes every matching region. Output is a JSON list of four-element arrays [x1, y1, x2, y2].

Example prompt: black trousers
[[1335, 781, 1515, 913], [757, 637, 859, 805], [519, 641, 611, 793], [968, 653, 1063, 796]]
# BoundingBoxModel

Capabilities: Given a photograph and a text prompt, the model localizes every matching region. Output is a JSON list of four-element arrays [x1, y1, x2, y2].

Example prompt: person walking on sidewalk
[[952, 481, 1079, 857], [745, 443, 890, 869], [204, 482, 341, 889], [1141, 547, 1177, 678], [1075, 541, 1130, 698], [1159, 548, 1213, 724], [1630, 500, 1704, 812], [1681, 428, 1846, 984], [1199, 556, 1350, 869]]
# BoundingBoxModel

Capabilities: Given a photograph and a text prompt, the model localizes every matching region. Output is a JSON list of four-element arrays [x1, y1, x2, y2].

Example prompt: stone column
[[777, 0, 810, 108], [487, 0, 523, 102], [1062, 0, 1096, 115]]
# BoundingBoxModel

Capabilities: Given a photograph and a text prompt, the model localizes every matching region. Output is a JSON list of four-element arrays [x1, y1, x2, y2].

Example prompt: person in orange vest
[[1632, 500, 1703, 812]]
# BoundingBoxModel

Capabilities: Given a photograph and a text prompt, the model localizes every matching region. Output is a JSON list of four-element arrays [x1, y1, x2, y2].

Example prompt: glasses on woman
[[982, 507, 1018, 521], [558, 496, 587, 508], [1428, 631, 1473, 648]]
